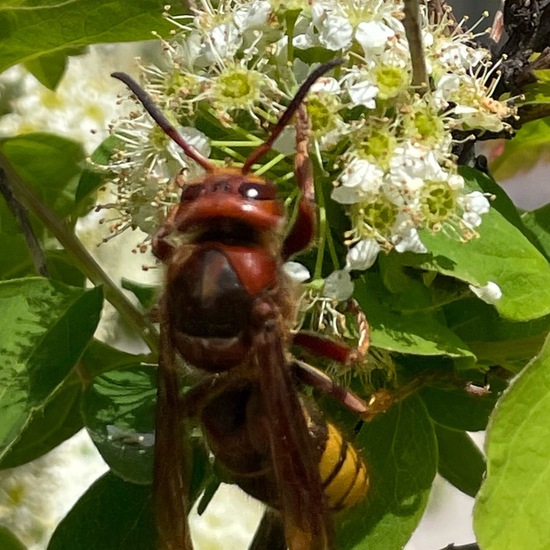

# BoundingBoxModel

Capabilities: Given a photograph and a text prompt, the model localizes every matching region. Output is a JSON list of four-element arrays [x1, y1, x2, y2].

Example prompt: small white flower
[[392, 227, 428, 254], [340, 158, 385, 193], [331, 156, 385, 205], [469, 281, 502, 305], [293, 32, 315, 49], [331, 185, 361, 204], [355, 21, 395, 55], [439, 42, 486, 72], [233, 1, 272, 31], [347, 79, 379, 109], [459, 191, 490, 228], [318, 14, 353, 50], [310, 77, 341, 94], [448, 174, 465, 191], [346, 239, 381, 271], [296, 3, 354, 51], [202, 23, 243, 61], [432, 73, 459, 109], [323, 269, 354, 301], [283, 262, 311, 283], [168, 127, 211, 162]]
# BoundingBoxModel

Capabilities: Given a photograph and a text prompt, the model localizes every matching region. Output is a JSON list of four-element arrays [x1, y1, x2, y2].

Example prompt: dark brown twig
[[493, 0, 550, 97], [0, 166, 49, 277]]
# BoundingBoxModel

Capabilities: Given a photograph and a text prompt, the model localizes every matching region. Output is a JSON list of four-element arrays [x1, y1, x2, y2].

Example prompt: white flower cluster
[[108, 0, 512, 261]]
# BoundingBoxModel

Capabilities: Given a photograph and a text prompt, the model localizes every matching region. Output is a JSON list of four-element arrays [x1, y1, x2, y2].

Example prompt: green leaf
[[0, 0, 187, 73], [462, 166, 524, 233], [0, 278, 102, 460], [435, 424, 485, 497], [0, 370, 82, 468], [420, 378, 507, 432], [520, 69, 550, 105], [0, 133, 85, 217], [75, 135, 121, 206], [414, 169, 550, 321], [48, 471, 155, 550], [0, 233, 34, 279], [521, 203, 550, 262], [46, 249, 87, 287], [336, 395, 437, 550], [0, 526, 26, 550], [354, 273, 473, 358], [121, 278, 159, 310], [82, 366, 156, 485], [0, 239, 87, 285], [23, 47, 85, 90], [80, 338, 151, 379], [474, 332, 550, 550], [445, 298, 550, 372], [490, 117, 550, 180]]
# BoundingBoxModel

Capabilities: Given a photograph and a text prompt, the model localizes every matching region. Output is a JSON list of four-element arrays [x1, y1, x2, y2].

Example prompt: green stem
[[326, 217, 340, 271], [254, 153, 286, 176], [312, 151, 339, 277], [210, 140, 262, 148], [255, 107, 277, 124], [202, 108, 259, 141], [312, 152, 328, 279], [216, 146, 245, 163], [0, 152, 159, 354], [314, 201, 326, 279], [285, 10, 299, 64]]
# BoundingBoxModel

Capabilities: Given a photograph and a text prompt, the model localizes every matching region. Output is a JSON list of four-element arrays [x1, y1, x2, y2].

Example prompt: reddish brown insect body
[[158, 168, 287, 373], [113, 60, 370, 550]]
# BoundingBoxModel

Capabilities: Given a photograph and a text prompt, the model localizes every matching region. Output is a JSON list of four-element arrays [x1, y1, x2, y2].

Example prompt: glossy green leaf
[[75, 135, 121, 206], [355, 274, 473, 357], [435, 424, 485, 497], [0, 526, 26, 550], [80, 338, 151, 379], [490, 117, 550, 181], [0, 133, 85, 217], [415, 169, 550, 321], [82, 366, 156, 484], [336, 395, 437, 550], [463, 166, 525, 233], [520, 69, 550, 105], [45, 249, 87, 287], [521, 203, 550, 262], [23, 47, 84, 90], [0, 370, 82, 469], [121, 278, 159, 311], [0, 233, 34, 279], [474, 333, 550, 550], [420, 378, 507, 432], [48, 471, 155, 550], [0, 238, 87, 285], [0, 0, 186, 73], [445, 298, 550, 372], [0, 278, 102, 459]]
